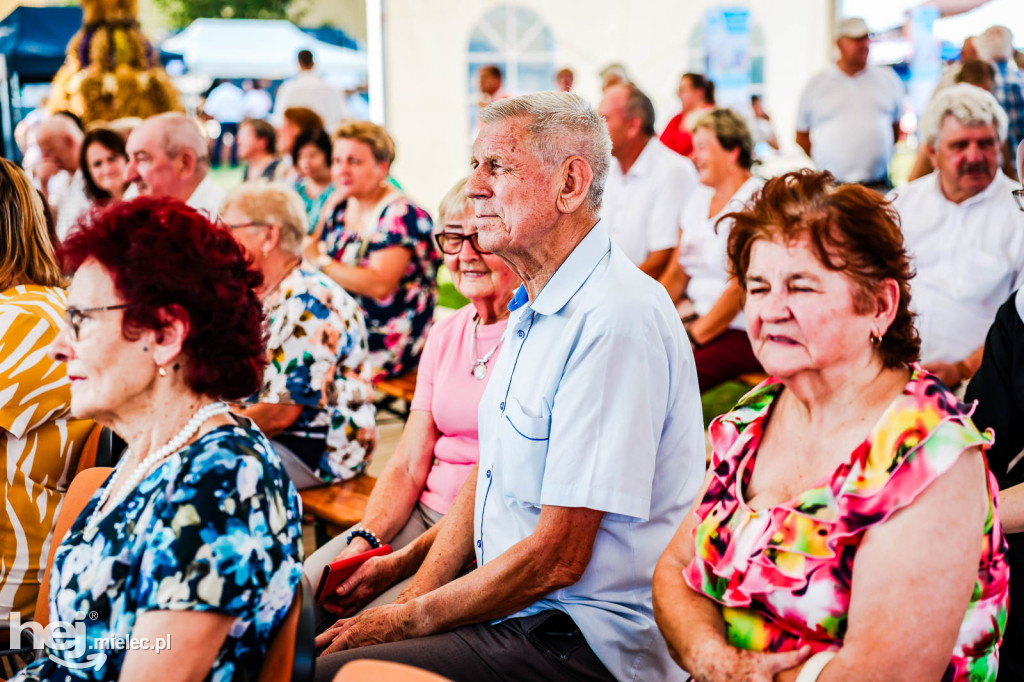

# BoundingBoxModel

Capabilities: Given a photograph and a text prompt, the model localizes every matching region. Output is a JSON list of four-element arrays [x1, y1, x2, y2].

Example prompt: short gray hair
[[479, 91, 611, 212], [919, 83, 1008, 148], [222, 181, 308, 256], [148, 112, 210, 169]]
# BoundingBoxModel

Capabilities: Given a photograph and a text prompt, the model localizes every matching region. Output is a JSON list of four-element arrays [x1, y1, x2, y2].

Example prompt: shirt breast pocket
[[951, 249, 1014, 303], [500, 397, 551, 508]]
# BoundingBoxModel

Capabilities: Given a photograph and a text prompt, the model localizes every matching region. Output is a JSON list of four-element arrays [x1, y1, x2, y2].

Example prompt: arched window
[[467, 5, 556, 129]]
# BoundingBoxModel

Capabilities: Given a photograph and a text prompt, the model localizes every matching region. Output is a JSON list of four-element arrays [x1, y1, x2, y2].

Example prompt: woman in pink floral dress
[[653, 170, 1008, 681], [306, 121, 439, 381]]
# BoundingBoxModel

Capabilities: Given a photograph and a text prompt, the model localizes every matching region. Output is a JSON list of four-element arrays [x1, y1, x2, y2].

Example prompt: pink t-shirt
[[411, 304, 507, 514]]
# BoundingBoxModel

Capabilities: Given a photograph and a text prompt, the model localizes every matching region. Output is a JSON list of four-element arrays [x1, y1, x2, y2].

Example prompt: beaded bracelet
[[346, 528, 381, 549]]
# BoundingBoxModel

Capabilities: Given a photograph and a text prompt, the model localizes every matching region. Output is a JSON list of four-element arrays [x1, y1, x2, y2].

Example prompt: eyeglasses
[[435, 232, 491, 255], [1013, 189, 1024, 212], [221, 221, 271, 230], [65, 304, 129, 341]]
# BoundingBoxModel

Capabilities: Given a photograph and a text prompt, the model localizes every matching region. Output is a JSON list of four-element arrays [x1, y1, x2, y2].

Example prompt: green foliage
[[153, 0, 294, 29]]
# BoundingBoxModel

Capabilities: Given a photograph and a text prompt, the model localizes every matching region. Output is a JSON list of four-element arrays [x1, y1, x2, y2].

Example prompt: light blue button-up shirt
[[474, 220, 706, 681]]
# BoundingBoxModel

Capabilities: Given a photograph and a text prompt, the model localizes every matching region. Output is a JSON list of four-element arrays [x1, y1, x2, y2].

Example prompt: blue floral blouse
[[250, 263, 376, 482], [12, 424, 304, 682], [321, 196, 439, 380]]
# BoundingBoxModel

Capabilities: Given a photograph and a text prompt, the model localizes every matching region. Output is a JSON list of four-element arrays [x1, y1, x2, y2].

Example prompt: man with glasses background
[[965, 140, 1024, 682]]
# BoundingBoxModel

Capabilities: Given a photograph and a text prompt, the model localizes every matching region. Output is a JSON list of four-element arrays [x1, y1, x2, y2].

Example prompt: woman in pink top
[[304, 177, 519, 618]]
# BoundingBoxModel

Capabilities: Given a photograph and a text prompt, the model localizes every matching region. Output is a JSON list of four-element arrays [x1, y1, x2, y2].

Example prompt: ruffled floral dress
[[683, 368, 1008, 681], [12, 424, 304, 682], [321, 196, 438, 380]]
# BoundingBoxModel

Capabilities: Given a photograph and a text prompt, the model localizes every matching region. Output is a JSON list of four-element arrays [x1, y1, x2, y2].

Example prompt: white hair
[[977, 25, 1014, 62], [479, 91, 611, 213], [919, 83, 1008, 148], [222, 182, 308, 256], [37, 114, 83, 144], [146, 112, 210, 168]]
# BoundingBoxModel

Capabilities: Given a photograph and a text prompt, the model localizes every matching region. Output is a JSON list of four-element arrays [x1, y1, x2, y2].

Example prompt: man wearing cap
[[795, 17, 904, 190], [964, 140, 1024, 681]]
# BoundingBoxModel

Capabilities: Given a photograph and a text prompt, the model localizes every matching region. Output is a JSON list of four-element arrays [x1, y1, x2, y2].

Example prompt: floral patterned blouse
[[683, 368, 1008, 681], [321, 196, 439, 380], [250, 263, 376, 482], [12, 424, 304, 682]]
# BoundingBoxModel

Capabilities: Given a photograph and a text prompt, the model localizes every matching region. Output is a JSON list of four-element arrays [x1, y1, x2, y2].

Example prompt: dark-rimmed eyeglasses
[[435, 232, 491, 255], [65, 304, 129, 341], [1013, 188, 1024, 212]]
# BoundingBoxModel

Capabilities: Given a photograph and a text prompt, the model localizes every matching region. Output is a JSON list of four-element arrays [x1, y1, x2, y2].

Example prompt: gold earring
[[869, 331, 882, 347]]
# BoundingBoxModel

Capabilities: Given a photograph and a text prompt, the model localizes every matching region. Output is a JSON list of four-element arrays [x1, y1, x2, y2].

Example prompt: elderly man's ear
[[176, 149, 198, 178], [556, 156, 593, 213]]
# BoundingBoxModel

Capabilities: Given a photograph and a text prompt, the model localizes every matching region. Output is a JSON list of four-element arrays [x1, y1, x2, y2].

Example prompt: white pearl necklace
[[82, 402, 230, 540]]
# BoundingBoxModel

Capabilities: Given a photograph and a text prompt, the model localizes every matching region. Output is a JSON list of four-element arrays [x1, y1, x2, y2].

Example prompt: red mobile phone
[[314, 545, 392, 604]]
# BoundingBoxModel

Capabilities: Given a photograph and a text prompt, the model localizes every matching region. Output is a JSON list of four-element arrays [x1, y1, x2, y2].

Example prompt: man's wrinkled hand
[[315, 603, 410, 655]]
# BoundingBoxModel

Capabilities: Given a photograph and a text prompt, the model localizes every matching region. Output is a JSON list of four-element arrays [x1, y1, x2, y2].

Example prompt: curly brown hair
[[723, 170, 919, 368]]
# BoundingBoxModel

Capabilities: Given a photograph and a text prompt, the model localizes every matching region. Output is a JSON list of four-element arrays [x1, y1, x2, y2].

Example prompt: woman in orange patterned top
[[0, 159, 92, 620], [653, 170, 1008, 681]]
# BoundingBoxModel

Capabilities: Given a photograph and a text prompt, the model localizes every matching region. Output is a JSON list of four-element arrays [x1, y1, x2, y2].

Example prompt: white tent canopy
[[162, 19, 367, 85]]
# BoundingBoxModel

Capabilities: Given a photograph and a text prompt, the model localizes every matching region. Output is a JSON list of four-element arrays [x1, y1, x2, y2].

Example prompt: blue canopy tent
[[0, 6, 83, 160]]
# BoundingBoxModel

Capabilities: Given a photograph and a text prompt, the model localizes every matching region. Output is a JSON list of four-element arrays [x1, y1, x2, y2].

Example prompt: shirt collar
[[508, 220, 610, 316], [620, 138, 659, 179]]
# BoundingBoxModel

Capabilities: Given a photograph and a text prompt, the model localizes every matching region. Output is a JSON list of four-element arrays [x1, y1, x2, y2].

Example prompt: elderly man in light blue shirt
[[315, 91, 706, 682]]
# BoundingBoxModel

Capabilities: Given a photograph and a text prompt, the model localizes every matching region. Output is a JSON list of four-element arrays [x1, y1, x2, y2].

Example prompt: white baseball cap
[[837, 17, 870, 40]]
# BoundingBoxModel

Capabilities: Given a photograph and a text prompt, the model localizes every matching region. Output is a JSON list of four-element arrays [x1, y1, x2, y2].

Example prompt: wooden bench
[[375, 368, 418, 418], [299, 475, 377, 547], [737, 372, 770, 386]]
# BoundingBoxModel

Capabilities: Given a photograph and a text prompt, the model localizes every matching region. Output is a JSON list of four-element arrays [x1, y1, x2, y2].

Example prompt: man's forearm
[[404, 506, 604, 637], [398, 466, 478, 601]]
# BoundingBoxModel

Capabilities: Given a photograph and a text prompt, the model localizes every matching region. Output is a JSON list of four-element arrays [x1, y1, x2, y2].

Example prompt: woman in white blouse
[[659, 108, 764, 392]]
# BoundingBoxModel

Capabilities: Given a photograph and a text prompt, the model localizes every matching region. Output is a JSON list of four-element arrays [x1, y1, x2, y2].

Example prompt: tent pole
[[366, 0, 385, 126], [0, 56, 14, 163]]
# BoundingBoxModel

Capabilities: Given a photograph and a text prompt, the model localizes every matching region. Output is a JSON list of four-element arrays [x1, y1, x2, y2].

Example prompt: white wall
[[383, 0, 834, 215]]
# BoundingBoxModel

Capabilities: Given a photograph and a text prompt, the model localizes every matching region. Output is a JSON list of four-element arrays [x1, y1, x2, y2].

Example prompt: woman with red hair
[[13, 197, 304, 681]]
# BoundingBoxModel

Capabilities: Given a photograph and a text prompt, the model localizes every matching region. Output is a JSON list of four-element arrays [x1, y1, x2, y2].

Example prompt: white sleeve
[[642, 162, 695, 254]]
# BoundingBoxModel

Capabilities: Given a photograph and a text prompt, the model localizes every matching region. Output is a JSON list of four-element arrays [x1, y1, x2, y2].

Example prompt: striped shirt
[[0, 284, 92, 621]]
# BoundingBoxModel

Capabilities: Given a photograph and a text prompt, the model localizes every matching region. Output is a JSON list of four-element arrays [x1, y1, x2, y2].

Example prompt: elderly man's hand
[[315, 603, 413, 655], [321, 554, 402, 617]]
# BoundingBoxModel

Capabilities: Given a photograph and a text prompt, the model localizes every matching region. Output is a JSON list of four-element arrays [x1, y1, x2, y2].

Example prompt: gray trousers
[[304, 502, 444, 632], [313, 610, 615, 682]]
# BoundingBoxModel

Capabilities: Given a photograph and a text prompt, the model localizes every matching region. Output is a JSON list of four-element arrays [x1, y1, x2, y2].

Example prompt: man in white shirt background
[[796, 17, 904, 190], [889, 83, 1024, 389], [203, 79, 247, 168], [274, 50, 350, 134], [598, 83, 698, 278], [124, 112, 225, 219], [34, 114, 89, 240]]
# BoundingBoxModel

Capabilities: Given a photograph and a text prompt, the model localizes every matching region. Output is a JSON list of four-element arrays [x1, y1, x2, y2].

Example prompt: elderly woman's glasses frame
[[221, 221, 271, 230], [435, 232, 491, 255], [65, 304, 130, 341], [1013, 189, 1024, 212]]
